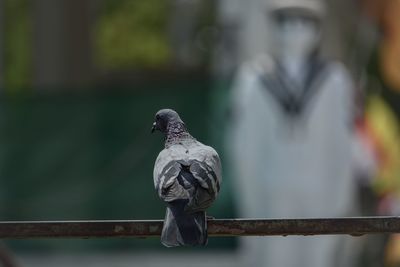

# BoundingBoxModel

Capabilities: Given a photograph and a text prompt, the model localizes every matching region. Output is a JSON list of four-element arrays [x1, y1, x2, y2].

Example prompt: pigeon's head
[[151, 109, 184, 134]]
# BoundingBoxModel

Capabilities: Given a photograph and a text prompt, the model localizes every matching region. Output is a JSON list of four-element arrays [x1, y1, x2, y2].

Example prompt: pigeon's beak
[[151, 122, 157, 133]]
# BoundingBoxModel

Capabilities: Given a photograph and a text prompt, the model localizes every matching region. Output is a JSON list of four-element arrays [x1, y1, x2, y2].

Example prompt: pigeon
[[152, 109, 222, 247]]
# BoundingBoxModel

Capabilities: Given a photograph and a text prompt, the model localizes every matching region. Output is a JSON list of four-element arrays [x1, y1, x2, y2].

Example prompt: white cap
[[268, 0, 325, 20]]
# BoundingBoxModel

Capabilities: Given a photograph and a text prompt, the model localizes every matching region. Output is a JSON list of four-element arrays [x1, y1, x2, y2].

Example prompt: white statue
[[228, 0, 359, 266]]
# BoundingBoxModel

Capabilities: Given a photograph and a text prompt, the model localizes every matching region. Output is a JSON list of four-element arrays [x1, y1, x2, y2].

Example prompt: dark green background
[[0, 81, 236, 251]]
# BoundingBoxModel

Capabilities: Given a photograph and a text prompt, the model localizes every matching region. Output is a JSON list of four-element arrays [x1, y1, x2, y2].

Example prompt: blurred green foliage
[[1, 0, 217, 89], [4, 0, 31, 91], [94, 0, 171, 70]]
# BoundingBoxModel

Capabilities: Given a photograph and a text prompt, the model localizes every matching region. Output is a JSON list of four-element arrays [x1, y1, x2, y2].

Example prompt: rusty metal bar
[[0, 217, 399, 239]]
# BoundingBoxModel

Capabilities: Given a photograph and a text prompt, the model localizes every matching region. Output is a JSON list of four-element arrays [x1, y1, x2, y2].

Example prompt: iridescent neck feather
[[165, 121, 194, 147]]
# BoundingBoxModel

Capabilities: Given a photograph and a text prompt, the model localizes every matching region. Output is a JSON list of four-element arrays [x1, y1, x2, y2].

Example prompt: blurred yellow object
[[365, 95, 400, 196], [385, 234, 400, 266]]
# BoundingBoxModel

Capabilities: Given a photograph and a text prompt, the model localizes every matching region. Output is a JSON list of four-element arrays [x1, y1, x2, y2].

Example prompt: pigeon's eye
[[156, 114, 160, 120]]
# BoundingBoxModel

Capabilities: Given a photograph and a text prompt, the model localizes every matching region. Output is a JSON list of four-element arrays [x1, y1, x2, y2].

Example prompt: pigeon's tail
[[161, 200, 207, 247]]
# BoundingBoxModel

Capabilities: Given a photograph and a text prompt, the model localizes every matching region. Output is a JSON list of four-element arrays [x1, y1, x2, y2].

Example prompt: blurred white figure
[[228, 0, 358, 266]]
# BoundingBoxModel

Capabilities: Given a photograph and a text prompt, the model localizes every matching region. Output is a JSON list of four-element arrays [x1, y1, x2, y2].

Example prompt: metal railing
[[0, 216, 399, 239]]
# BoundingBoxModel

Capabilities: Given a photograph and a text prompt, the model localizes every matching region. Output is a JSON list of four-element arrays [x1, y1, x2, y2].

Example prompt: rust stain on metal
[[114, 225, 124, 233]]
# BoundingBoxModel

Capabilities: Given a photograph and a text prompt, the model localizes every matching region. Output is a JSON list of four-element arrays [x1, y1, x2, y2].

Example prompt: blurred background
[[0, 0, 398, 266]]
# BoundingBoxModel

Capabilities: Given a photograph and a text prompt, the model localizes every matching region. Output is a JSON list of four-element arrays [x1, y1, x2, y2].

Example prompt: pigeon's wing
[[153, 147, 189, 202], [153, 142, 222, 207], [190, 144, 222, 191], [184, 143, 222, 211]]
